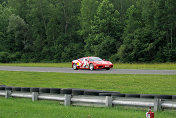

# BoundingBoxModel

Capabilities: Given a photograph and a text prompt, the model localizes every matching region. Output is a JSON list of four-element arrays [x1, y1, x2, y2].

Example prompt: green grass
[[0, 71, 176, 95], [113, 63, 176, 70], [0, 98, 175, 118], [0, 62, 176, 70], [0, 62, 71, 68], [0, 71, 176, 118]]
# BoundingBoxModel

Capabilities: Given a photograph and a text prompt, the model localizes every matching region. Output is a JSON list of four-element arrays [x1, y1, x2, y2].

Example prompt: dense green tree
[[8, 0, 29, 20], [0, 0, 7, 4], [85, 0, 122, 59], [162, 0, 176, 61], [117, 5, 143, 62], [79, 0, 99, 39], [118, 0, 176, 62], [59, 0, 83, 61], [7, 14, 28, 52], [0, 0, 175, 63], [0, 3, 12, 51]]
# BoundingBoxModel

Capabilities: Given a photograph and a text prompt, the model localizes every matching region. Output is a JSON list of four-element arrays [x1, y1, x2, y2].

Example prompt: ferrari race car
[[72, 57, 113, 70]]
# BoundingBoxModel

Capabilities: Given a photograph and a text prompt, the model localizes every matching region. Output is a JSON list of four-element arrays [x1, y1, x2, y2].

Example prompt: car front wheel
[[73, 63, 78, 70], [89, 64, 94, 71]]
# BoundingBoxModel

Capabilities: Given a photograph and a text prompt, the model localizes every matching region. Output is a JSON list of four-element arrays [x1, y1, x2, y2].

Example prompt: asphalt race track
[[0, 66, 176, 75]]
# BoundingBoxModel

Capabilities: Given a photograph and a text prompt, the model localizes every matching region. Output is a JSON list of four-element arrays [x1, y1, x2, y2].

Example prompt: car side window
[[83, 58, 88, 61], [80, 58, 83, 61]]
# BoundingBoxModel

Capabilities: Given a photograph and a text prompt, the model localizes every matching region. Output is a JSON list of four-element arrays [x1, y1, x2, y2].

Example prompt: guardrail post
[[105, 96, 112, 107], [64, 94, 71, 106], [5, 90, 11, 99], [154, 98, 161, 111], [32, 92, 38, 101]]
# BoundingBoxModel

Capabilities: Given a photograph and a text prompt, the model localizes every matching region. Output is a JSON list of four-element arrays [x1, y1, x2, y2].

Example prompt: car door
[[82, 58, 89, 69], [78, 58, 84, 68]]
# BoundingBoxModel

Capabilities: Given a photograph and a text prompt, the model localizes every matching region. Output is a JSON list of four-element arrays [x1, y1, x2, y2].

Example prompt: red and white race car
[[72, 57, 113, 70]]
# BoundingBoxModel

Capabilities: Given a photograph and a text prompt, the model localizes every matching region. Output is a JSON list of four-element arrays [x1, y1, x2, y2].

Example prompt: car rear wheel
[[89, 64, 94, 71], [73, 63, 78, 70]]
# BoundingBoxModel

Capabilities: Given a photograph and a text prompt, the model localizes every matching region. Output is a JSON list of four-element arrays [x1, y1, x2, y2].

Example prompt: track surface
[[0, 66, 175, 75]]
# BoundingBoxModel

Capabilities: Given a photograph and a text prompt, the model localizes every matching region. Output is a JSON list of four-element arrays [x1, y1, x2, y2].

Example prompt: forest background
[[0, 0, 175, 63]]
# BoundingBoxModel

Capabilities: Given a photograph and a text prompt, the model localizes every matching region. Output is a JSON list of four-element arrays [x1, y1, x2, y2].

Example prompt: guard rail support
[[154, 98, 162, 111], [5, 90, 11, 99], [64, 94, 71, 106], [32, 92, 38, 102], [105, 96, 112, 107]]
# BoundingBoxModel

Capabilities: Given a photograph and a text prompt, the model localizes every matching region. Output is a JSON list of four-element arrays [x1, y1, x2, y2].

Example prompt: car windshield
[[89, 57, 102, 61]]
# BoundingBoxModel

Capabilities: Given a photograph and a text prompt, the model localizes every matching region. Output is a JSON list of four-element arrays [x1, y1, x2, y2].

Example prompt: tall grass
[[0, 62, 176, 70], [0, 71, 176, 95], [113, 63, 176, 70], [0, 71, 176, 118], [0, 98, 175, 118]]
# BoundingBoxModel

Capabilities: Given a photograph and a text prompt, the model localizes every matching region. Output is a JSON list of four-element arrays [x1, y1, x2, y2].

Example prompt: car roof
[[78, 57, 100, 60], [83, 56, 98, 58]]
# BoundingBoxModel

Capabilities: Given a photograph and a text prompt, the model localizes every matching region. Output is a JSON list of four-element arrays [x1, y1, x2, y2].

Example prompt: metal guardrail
[[0, 90, 176, 111]]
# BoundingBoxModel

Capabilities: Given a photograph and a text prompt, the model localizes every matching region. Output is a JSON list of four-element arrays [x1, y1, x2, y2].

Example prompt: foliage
[[0, 52, 10, 62], [118, 0, 176, 62], [79, 0, 99, 38], [0, 0, 175, 63], [7, 14, 28, 52], [85, 0, 122, 59]]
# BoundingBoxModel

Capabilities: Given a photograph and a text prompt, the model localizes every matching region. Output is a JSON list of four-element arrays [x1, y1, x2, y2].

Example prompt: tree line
[[0, 0, 175, 63]]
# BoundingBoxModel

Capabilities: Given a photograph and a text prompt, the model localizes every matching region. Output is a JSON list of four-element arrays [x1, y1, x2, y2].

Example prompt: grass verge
[[113, 63, 176, 70], [0, 63, 176, 70], [0, 63, 71, 68], [0, 97, 175, 118], [0, 71, 175, 118], [0, 71, 175, 95]]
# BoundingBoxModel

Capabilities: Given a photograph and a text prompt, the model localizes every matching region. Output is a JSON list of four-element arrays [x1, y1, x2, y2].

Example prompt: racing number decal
[[83, 61, 89, 68], [82, 58, 89, 68]]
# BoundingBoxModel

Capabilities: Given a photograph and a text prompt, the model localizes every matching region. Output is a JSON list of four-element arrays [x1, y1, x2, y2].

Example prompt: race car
[[72, 57, 113, 70]]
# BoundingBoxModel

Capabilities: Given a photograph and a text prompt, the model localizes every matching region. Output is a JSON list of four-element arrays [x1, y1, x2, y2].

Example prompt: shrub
[[0, 52, 10, 63]]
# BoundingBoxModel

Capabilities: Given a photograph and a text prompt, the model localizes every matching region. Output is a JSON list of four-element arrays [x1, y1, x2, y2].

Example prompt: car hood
[[94, 61, 112, 64]]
